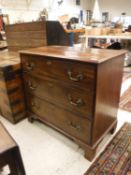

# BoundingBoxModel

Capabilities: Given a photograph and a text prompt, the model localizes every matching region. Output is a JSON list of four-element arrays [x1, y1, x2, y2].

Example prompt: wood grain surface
[[20, 46, 126, 64], [20, 46, 125, 160]]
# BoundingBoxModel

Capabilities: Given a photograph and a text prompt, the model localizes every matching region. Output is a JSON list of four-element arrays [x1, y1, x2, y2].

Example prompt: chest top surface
[[20, 46, 126, 64], [0, 51, 20, 68]]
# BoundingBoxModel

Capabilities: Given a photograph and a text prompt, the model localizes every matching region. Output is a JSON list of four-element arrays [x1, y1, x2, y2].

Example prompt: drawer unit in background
[[20, 46, 126, 161], [0, 52, 26, 123]]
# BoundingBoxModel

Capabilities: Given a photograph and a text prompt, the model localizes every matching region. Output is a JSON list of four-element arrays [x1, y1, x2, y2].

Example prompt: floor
[[0, 110, 131, 175], [0, 69, 131, 175]]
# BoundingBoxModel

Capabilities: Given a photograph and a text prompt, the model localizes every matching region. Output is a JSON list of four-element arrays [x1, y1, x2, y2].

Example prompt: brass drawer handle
[[67, 70, 83, 82], [68, 121, 81, 131], [68, 94, 84, 106], [27, 81, 37, 90], [31, 101, 40, 109], [25, 62, 35, 71], [46, 61, 52, 65]]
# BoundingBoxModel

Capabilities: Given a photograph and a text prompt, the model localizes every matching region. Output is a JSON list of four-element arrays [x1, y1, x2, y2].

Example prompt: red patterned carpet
[[84, 123, 131, 175], [120, 86, 131, 112]]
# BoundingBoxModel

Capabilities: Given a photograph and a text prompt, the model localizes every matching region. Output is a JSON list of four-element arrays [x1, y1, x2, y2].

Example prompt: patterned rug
[[120, 86, 131, 112], [84, 123, 131, 175]]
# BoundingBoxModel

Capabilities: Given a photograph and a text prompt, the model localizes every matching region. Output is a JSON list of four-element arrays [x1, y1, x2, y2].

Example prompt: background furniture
[[82, 28, 131, 48], [46, 21, 85, 46], [0, 20, 85, 124], [0, 21, 47, 123], [5, 21, 47, 51], [20, 46, 125, 161], [5, 20, 83, 51], [0, 122, 25, 175], [0, 52, 26, 123]]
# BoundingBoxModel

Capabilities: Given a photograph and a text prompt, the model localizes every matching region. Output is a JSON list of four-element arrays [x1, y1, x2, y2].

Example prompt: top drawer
[[21, 55, 96, 91]]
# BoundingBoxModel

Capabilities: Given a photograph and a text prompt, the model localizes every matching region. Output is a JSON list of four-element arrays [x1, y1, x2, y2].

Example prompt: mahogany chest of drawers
[[0, 51, 26, 123], [20, 46, 125, 160]]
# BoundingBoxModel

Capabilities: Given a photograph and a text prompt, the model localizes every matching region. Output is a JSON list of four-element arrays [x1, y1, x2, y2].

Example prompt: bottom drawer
[[27, 95, 91, 143]]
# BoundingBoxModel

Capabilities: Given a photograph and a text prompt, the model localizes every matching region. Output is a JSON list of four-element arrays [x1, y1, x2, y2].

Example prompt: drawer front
[[24, 74, 94, 119], [27, 95, 91, 143], [21, 55, 95, 91]]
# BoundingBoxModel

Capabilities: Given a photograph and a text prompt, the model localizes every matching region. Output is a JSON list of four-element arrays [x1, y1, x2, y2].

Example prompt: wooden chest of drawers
[[20, 46, 125, 160], [0, 51, 26, 123]]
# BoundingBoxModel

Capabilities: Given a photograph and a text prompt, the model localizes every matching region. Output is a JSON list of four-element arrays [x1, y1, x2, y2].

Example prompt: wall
[[90, 0, 131, 20], [1, 0, 131, 25], [0, 0, 91, 24]]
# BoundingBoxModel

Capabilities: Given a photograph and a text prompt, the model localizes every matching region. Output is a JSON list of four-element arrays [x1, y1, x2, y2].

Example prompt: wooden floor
[[0, 109, 131, 175]]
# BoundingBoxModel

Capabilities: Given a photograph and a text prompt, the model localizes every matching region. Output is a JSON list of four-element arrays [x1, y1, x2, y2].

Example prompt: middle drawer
[[24, 74, 94, 119]]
